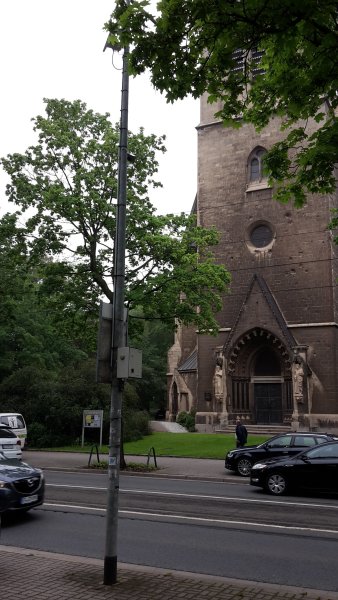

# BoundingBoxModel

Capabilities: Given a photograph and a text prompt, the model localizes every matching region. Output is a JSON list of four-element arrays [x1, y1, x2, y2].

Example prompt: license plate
[[2, 444, 14, 449], [21, 494, 38, 505]]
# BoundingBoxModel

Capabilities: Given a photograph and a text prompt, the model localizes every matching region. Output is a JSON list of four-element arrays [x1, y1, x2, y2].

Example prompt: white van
[[0, 413, 27, 448]]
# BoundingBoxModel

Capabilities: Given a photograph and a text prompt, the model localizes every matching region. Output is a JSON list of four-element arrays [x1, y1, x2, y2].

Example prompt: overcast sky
[[0, 1, 199, 216]]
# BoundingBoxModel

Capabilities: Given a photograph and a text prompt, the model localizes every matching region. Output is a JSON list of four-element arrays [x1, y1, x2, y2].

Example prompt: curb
[[40, 464, 243, 484]]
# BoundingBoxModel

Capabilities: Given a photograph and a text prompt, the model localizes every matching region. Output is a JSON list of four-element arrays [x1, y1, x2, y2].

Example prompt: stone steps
[[214, 424, 291, 435], [150, 420, 188, 433]]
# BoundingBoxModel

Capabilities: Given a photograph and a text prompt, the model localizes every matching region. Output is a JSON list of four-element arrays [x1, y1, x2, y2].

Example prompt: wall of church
[[290, 326, 338, 413], [332, 229, 338, 324], [167, 323, 196, 378], [196, 332, 227, 414], [197, 120, 336, 325], [194, 110, 338, 426]]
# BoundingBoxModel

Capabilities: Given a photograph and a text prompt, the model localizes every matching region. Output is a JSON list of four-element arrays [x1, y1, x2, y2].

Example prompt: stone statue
[[293, 361, 304, 401], [214, 359, 224, 400]]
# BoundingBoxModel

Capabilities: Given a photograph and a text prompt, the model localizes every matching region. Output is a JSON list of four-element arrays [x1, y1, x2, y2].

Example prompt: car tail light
[[17, 440, 21, 446]]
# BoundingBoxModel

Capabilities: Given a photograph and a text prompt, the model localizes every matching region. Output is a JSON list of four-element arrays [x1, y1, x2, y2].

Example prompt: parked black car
[[225, 432, 337, 476], [250, 441, 338, 496], [0, 452, 44, 511]]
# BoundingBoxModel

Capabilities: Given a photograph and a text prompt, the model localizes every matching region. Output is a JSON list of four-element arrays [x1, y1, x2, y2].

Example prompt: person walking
[[235, 417, 247, 448]]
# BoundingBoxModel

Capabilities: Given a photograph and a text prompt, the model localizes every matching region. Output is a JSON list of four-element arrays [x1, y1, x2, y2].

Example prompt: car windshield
[[305, 443, 338, 459], [0, 454, 20, 465], [0, 415, 25, 428]]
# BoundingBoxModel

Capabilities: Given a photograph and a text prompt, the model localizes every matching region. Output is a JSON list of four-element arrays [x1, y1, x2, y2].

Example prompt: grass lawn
[[34, 432, 270, 459], [123, 432, 269, 459]]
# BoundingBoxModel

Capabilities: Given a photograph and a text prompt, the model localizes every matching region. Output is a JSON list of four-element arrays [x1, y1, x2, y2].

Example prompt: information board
[[82, 410, 103, 447]]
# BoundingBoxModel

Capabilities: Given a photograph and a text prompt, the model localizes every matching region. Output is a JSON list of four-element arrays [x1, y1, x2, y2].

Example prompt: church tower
[[167, 94, 338, 432]]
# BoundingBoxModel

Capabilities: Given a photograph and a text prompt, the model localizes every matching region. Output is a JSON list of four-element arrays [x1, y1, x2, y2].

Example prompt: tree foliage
[[0, 212, 105, 446], [0, 217, 145, 447], [107, 0, 338, 206], [1, 98, 230, 333], [129, 309, 173, 414], [0, 213, 86, 381], [0, 98, 231, 452]]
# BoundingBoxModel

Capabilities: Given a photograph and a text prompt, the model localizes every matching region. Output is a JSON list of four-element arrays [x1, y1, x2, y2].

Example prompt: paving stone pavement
[[1, 546, 338, 600]]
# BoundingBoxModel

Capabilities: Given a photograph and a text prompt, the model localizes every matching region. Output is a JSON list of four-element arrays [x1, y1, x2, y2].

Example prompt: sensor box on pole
[[117, 347, 142, 379]]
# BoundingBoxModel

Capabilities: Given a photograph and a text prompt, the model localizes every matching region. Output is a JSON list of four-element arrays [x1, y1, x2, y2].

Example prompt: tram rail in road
[[43, 475, 338, 537]]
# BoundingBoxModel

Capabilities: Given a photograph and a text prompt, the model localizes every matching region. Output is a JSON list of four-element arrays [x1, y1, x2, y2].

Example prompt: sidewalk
[[1, 544, 338, 600], [2, 450, 338, 600], [22, 449, 230, 481]]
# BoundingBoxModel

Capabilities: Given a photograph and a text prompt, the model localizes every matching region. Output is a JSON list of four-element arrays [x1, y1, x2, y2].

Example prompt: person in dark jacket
[[235, 418, 248, 448]]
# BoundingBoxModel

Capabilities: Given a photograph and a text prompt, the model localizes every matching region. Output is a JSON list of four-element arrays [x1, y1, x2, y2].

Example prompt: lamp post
[[103, 37, 129, 585]]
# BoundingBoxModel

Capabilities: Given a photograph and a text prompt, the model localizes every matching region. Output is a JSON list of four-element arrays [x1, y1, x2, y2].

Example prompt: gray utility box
[[117, 347, 142, 379]]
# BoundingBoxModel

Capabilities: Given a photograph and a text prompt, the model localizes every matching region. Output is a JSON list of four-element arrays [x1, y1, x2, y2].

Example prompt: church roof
[[178, 349, 197, 372]]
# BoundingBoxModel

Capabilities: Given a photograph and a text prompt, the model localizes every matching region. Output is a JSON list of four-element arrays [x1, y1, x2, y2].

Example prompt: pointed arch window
[[247, 147, 270, 190], [249, 147, 266, 182], [250, 157, 260, 181]]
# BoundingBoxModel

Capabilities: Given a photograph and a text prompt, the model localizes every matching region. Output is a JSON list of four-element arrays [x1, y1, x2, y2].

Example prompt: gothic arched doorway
[[225, 328, 293, 424], [254, 349, 282, 424]]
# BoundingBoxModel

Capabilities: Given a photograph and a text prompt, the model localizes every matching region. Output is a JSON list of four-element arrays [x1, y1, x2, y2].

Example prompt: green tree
[[129, 311, 173, 415], [107, 0, 338, 206], [0, 212, 102, 445], [0, 359, 111, 447], [0, 215, 143, 449], [1, 98, 230, 333], [0, 213, 85, 381]]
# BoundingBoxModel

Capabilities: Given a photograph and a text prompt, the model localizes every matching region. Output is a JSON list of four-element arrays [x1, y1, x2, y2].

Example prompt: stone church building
[[167, 93, 338, 433]]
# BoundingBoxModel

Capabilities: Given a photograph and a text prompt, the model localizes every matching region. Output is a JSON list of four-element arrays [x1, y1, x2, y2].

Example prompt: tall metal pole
[[103, 41, 129, 586]]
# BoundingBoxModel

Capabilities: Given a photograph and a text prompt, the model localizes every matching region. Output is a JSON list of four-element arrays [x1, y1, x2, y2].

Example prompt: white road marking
[[45, 502, 105, 511], [47, 483, 338, 510], [48, 484, 106, 490], [43, 502, 338, 535]]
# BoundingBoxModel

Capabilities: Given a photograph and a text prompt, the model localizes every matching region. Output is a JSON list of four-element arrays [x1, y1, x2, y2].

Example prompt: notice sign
[[84, 412, 101, 428], [82, 410, 104, 447]]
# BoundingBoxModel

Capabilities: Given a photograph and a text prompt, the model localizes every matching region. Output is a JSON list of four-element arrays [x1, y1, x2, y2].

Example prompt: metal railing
[[88, 444, 100, 467], [147, 446, 157, 468]]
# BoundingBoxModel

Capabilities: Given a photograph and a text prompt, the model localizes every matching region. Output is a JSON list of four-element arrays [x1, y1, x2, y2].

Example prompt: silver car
[[0, 425, 22, 459]]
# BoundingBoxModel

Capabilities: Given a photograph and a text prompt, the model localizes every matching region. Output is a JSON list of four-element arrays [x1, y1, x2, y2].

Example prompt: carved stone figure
[[293, 361, 304, 401], [214, 360, 224, 400]]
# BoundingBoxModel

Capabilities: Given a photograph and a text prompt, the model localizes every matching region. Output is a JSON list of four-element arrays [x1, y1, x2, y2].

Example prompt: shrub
[[27, 421, 70, 447], [176, 411, 196, 432], [176, 411, 188, 427], [123, 409, 150, 442]]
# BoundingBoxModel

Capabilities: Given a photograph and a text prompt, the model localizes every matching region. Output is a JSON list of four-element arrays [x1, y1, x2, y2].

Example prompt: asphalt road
[[2, 470, 338, 591], [41, 470, 338, 530]]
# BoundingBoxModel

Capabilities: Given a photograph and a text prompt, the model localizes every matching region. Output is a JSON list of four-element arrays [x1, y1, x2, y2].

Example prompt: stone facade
[[167, 94, 338, 433]]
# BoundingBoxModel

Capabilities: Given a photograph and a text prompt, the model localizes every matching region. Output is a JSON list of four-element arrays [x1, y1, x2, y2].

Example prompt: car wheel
[[236, 458, 252, 477], [265, 472, 287, 495]]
